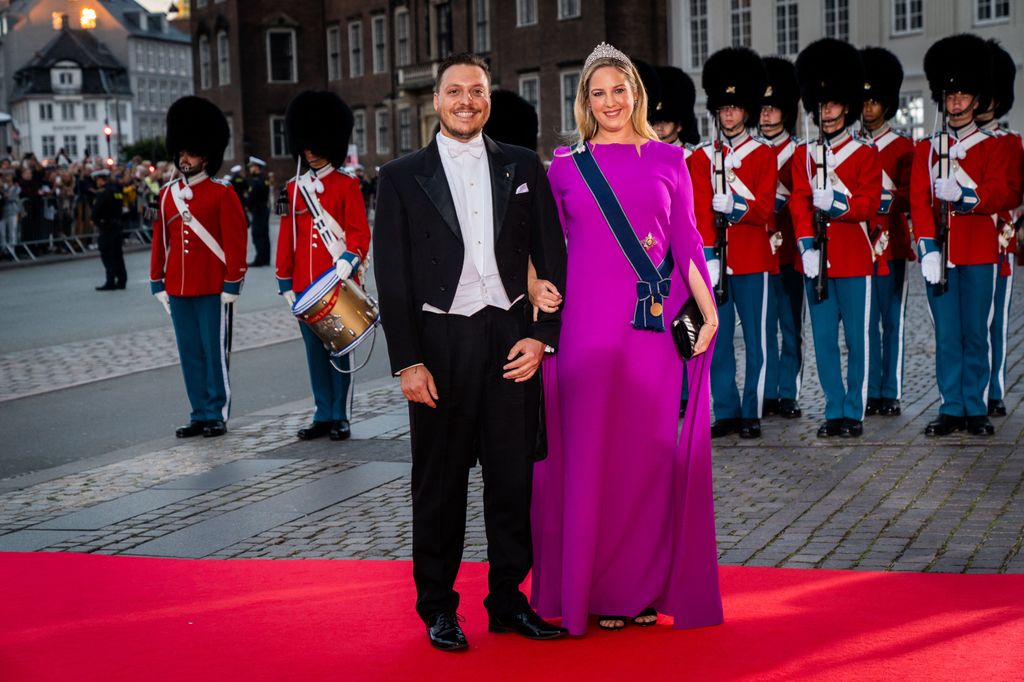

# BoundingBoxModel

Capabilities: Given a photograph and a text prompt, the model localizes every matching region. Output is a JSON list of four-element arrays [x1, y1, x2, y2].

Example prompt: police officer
[[151, 97, 248, 438], [911, 33, 1017, 436], [246, 156, 271, 267], [861, 47, 915, 418], [93, 168, 127, 291], [793, 38, 882, 438], [276, 91, 371, 442], [693, 47, 778, 439], [760, 56, 803, 420]]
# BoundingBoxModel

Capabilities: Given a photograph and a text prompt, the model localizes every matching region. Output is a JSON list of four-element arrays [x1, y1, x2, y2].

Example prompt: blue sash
[[572, 143, 672, 331]]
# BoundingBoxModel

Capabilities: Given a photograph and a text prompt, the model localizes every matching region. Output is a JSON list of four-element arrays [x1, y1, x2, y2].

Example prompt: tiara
[[584, 42, 632, 72]]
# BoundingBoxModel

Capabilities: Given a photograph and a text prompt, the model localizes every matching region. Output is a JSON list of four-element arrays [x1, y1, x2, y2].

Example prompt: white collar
[[762, 130, 790, 147], [868, 124, 892, 141], [436, 132, 485, 158], [312, 163, 334, 179], [949, 121, 978, 140], [183, 171, 207, 187]]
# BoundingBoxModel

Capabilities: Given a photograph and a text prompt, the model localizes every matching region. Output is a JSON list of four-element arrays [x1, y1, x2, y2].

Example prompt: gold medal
[[650, 302, 663, 317]]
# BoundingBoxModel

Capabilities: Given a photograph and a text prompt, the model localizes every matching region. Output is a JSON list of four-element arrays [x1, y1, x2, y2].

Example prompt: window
[[267, 29, 297, 82], [353, 109, 367, 155], [699, 116, 711, 140], [349, 21, 363, 78], [730, 0, 752, 47], [824, 0, 849, 40], [561, 69, 580, 133], [398, 107, 413, 153], [776, 0, 799, 55], [434, 3, 452, 59], [224, 116, 234, 160], [892, 0, 923, 34], [475, 0, 490, 52], [558, 0, 581, 19], [688, 0, 708, 70], [60, 102, 75, 120], [39, 103, 53, 121], [83, 102, 97, 120], [270, 116, 288, 157], [517, 0, 538, 26], [217, 30, 230, 85], [519, 74, 540, 134], [80, 8, 96, 29], [41, 135, 56, 158], [327, 26, 341, 81], [395, 9, 411, 67], [85, 134, 99, 156], [375, 108, 390, 155], [198, 35, 211, 89], [372, 15, 387, 74], [975, 0, 1010, 23], [63, 135, 78, 158], [51, 12, 67, 30], [895, 92, 924, 140]]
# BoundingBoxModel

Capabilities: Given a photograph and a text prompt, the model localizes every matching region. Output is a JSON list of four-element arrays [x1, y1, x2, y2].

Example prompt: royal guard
[[276, 91, 371, 442], [911, 33, 1016, 437], [792, 39, 881, 438], [693, 47, 778, 439], [652, 66, 701, 154], [151, 96, 248, 438], [978, 40, 1024, 417], [759, 56, 804, 420], [860, 47, 915, 419]]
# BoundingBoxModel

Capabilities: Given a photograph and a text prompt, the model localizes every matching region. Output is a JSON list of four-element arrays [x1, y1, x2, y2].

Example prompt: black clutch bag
[[671, 297, 704, 360]]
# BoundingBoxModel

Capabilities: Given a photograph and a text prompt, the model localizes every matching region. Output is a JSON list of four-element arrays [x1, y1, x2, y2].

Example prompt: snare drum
[[292, 268, 380, 360]]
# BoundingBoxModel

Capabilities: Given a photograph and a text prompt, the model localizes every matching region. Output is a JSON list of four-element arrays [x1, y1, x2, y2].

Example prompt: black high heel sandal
[[597, 615, 627, 630], [633, 607, 658, 626]]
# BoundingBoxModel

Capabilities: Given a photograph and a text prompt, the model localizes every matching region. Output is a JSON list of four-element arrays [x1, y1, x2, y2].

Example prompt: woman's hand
[[692, 320, 717, 356], [529, 278, 563, 313]]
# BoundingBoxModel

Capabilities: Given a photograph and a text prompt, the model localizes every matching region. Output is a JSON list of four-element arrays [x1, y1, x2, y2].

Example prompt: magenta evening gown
[[529, 140, 723, 635]]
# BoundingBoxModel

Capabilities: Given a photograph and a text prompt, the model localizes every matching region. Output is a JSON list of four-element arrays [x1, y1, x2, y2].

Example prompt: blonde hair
[[568, 56, 659, 149]]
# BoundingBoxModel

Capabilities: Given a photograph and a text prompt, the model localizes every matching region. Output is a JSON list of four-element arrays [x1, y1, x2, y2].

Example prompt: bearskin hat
[[654, 66, 700, 145], [796, 39, 865, 124], [484, 90, 539, 151], [165, 96, 230, 176], [762, 57, 799, 134], [861, 47, 903, 121], [633, 60, 663, 125], [285, 90, 354, 167], [923, 33, 991, 105], [988, 40, 1015, 119], [702, 47, 767, 117]]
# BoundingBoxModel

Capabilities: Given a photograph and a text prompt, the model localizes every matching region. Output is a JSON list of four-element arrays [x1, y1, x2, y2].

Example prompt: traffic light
[[103, 123, 113, 138]]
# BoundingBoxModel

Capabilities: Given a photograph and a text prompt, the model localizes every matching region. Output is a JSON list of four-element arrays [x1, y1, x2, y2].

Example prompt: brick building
[[190, 0, 667, 180]]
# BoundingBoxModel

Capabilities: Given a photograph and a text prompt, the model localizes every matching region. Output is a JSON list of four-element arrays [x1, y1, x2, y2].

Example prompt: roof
[[2, 0, 189, 44], [11, 28, 132, 97]]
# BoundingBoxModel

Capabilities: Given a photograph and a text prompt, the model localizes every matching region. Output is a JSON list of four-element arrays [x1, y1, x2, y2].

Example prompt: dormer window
[[51, 60, 82, 94]]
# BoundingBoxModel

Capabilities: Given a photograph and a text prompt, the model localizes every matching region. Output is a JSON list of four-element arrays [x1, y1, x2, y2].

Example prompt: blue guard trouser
[[169, 294, 231, 422], [299, 322, 351, 422], [989, 261, 1013, 401], [868, 259, 909, 401], [926, 263, 997, 417], [804, 275, 871, 421], [711, 272, 770, 420], [764, 264, 805, 402]]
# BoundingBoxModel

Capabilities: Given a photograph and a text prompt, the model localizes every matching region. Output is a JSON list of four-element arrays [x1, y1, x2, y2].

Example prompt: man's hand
[[503, 338, 545, 382], [221, 292, 238, 305], [802, 249, 820, 280], [707, 259, 721, 288], [934, 177, 963, 203], [400, 365, 439, 408], [812, 184, 835, 212], [711, 192, 734, 215], [282, 290, 297, 307], [921, 251, 942, 285], [154, 290, 171, 315], [335, 258, 354, 281]]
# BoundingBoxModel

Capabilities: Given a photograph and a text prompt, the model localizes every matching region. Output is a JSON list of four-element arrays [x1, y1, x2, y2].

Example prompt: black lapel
[[414, 139, 462, 241], [485, 135, 516, 239]]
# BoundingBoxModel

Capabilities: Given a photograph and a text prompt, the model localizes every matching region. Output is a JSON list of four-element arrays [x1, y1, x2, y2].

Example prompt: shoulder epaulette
[[337, 167, 357, 179], [751, 134, 770, 145], [211, 177, 232, 186], [695, 140, 713, 149], [683, 143, 695, 152], [978, 127, 997, 138]]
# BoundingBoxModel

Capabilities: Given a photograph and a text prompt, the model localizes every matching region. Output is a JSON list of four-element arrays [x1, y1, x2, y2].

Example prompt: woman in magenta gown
[[529, 44, 723, 634]]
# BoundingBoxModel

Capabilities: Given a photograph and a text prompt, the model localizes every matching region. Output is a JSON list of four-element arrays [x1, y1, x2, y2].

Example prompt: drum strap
[[296, 172, 347, 262], [170, 180, 226, 265], [571, 143, 672, 332]]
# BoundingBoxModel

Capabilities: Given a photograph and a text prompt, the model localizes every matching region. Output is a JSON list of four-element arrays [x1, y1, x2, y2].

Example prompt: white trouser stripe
[[757, 272, 768, 418], [219, 303, 231, 421], [983, 267, 997, 405], [895, 264, 910, 399], [860, 276, 872, 420], [995, 265, 1013, 396]]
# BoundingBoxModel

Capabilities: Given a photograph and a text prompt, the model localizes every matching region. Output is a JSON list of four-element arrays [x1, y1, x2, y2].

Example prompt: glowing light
[[103, 125, 113, 137], [106, 157, 115, 166], [80, 8, 97, 30]]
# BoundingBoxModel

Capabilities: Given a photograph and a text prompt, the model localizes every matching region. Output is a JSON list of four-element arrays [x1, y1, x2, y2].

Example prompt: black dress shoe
[[95, 283, 117, 291], [426, 612, 468, 651], [966, 415, 995, 435], [762, 399, 780, 417], [988, 399, 1007, 417], [175, 421, 206, 438], [488, 608, 567, 640], [925, 414, 965, 437], [779, 399, 802, 419], [840, 419, 863, 438], [817, 419, 843, 438], [879, 399, 902, 416], [329, 419, 351, 441], [711, 418, 741, 438], [739, 419, 761, 438], [203, 420, 227, 437], [865, 398, 882, 416], [297, 421, 332, 440]]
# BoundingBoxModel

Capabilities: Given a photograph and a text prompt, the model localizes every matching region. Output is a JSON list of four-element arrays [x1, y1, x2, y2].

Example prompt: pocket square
[[515, 183, 529, 195]]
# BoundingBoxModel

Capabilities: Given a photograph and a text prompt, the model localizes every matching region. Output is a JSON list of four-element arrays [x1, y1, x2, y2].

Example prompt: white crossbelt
[[295, 171, 347, 261], [170, 181, 225, 264]]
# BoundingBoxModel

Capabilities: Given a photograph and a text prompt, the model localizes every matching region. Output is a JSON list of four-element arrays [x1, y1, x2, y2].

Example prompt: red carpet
[[1, 553, 1022, 681]]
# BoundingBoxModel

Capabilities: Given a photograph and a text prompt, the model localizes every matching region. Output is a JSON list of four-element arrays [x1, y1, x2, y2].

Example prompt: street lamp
[[103, 120, 113, 162]]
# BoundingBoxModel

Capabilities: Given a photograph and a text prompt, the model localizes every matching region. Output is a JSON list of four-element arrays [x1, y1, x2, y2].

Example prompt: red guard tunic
[[984, 126, 1024, 271], [276, 165, 371, 293], [690, 130, 779, 274], [150, 173, 248, 296], [867, 126, 915, 264], [765, 132, 799, 267], [791, 130, 882, 277]]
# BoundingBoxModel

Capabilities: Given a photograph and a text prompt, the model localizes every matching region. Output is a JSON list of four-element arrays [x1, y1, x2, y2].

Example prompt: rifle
[[713, 119, 729, 305], [813, 105, 829, 303], [935, 97, 950, 295]]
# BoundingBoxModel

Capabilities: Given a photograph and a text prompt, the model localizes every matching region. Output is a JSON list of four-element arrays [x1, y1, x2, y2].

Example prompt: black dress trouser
[[98, 227, 126, 286], [250, 207, 271, 265], [410, 303, 536, 621]]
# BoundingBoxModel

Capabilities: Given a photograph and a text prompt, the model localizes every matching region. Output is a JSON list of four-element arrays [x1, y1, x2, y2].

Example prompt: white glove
[[154, 290, 171, 315], [921, 251, 942, 285], [335, 258, 354, 281], [711, 192, 734, 215], [812, 184, 834, 212], [221, 292, 238, 304], [802, 249, 820, 280], [282, 290, 297, 307], [934, 177, 963, 203], [707, 259, 721, 288]]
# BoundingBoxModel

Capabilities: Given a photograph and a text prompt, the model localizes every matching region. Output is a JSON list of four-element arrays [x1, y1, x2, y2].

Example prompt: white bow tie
[[447, 138, 485, 159]]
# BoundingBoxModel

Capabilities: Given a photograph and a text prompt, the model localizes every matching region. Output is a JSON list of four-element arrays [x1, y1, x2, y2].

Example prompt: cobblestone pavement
[[1, 263, 1022, 575]]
